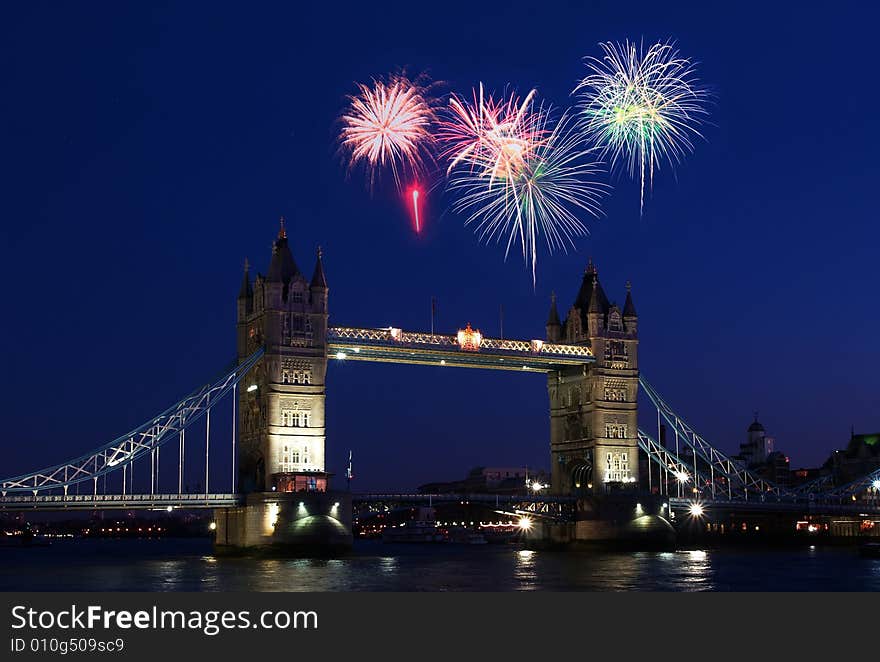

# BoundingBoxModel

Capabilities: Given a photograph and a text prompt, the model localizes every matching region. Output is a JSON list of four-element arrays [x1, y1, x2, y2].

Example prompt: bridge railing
[[0, 493, 240, 510], [327, 327, 593, 359]]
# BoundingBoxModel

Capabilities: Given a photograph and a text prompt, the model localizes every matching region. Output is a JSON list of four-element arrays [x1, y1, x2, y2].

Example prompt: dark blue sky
[[2, 2, 877, 491]]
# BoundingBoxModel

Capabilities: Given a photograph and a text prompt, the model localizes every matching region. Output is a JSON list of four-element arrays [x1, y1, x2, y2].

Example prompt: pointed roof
[[547, 292, 561, 327], [266, 217, 300, 283], [573, 260, 609, 319], [310, 246, 328, 289], [623, 281, 636, 317], [238, 258, 252, 299]]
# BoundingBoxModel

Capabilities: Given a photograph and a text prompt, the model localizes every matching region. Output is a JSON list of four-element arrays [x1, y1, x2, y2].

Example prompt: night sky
[[2, 2, 878, 492]]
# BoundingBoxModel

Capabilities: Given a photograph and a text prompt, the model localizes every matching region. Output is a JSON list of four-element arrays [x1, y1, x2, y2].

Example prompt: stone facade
[[546, 261, 639, 495], [215, 492, 352, 553], [236, 221, 329, 493]]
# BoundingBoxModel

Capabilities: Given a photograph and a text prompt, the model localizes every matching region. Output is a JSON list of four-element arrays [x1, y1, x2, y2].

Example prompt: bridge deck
[[667, 497, 880, 515], [352, 493, 577, 504], [327, 327, 594, 372], [0, 494, 240, 510]]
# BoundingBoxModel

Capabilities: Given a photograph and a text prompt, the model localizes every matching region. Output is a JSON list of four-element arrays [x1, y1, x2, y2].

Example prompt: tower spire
[[278, 216, 287, 239], [623, 280, 637, 317], [311, 245, 327, 289], [238, 257, 252, 299], [547, 291, 561, 326]]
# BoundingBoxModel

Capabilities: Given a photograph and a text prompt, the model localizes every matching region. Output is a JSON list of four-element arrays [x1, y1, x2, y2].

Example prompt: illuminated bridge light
[[246, 384, 258, 393], [873, 479, 880, 490], [335, 351, 347, 360], [689, 503, 704, 517]]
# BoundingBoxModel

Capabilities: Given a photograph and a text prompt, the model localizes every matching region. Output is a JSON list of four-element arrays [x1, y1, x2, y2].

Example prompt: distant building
[[737, 415, 771, 466], [825, 432, 880, 485], [418, 467, 549, 494], [736, 415, 790, 486]]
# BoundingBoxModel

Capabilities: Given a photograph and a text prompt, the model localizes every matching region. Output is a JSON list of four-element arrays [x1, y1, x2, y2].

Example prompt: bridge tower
[[546, 261, 639, 495], [236, 219, 329, 493]]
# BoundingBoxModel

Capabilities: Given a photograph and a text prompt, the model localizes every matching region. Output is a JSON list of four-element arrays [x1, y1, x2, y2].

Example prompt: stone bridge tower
[[236, 219, 329, 493], [546, 261, 639, 495]]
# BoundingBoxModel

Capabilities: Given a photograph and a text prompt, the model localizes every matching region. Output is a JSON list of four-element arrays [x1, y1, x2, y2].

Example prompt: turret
[[586, 275, 605, 337], [623, 281, 637, 334], [546, 292, 561, 342], [310, 246, 328, 311], [237, 258, 253, 322]]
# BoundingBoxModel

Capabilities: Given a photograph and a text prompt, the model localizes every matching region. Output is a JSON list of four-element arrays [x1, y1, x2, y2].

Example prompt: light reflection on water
[[1, 539, 879, 591]]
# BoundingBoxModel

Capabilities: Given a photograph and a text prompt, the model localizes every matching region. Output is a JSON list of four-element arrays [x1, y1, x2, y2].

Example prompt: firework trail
[[339, 73, 437, 192], [410, 187, 422, 233], [444, 92, 606, 285], [573, 40, 709, 213]]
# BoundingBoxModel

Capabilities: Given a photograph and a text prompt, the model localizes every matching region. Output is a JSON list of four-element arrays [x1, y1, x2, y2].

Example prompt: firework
[[339, 73, 437, 191], [447, 101, 607, 285], [437, 84, 543, 182], [410, 187, 422, 233], [573, 40, 709, 213]]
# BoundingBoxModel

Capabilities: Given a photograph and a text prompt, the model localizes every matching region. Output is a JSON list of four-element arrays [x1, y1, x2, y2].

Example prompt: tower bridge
[[3, 223, 880, 550]]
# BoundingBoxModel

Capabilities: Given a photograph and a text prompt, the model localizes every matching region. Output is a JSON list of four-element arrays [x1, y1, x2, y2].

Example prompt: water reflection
[[514, 549, 538, 590], [2, 539, 878, 591]]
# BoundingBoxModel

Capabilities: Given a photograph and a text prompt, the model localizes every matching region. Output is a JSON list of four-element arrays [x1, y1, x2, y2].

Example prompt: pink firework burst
[[339, 73, 437, 191], [436, 84, 546, 183]]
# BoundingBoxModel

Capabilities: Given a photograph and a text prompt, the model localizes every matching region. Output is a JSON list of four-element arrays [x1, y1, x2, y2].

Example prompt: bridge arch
[[569, 456, 593, 495]]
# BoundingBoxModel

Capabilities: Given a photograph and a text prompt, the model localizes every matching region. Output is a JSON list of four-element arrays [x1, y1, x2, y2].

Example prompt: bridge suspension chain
[[0, 349, 263, 495], [639, 375, 795, 501]]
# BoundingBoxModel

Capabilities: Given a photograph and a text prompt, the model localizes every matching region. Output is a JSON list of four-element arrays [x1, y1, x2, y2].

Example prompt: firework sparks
[[446, 98, 607, 285], [339, 73, 437, 191], [410, 187, 422, 233], [437, 84, 543, 182], [573, 39, 709, 213]]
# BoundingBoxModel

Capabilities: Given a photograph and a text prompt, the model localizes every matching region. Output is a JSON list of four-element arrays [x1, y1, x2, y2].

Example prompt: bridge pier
[[526, 493, 675, 550], [215, 491, 352, 555]]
